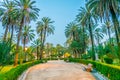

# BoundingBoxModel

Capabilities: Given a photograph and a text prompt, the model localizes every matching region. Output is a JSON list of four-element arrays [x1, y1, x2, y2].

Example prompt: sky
[[0, 0, 85, 46]]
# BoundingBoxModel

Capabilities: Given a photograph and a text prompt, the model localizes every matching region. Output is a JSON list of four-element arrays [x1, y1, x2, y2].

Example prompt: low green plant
[[104, 57, 113, 64], [0, 41, 14, 66]]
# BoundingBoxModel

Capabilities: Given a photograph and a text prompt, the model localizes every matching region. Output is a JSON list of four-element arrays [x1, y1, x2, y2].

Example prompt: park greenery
[[65, 0, 120, 65], [0, 0, 120, 79]]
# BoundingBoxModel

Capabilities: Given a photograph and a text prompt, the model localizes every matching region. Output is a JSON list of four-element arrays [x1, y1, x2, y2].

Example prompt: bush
[[0, 41, 14, 65], [0, 60, 43, 80], [67, 58, 120, 80], [104, 57, 113, 64]]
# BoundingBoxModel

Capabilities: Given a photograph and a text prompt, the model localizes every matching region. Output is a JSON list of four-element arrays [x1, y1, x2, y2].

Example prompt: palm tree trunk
[[37, 46, 39, 60], [14, 26, 22, 66], [3, 18, 10, 41], [110, 6, 119, 44], [74, 50, 77, 58], [89, 23, 95, 60], [14, 17, 24, 66], [107, 27, 111, 44], [10, 25, 14, 46], [43, 28, 47, 46], [97, 33, 100, 45], [40, 45, 43, 60], [39, 30, 44, 60], [40, 27, 47, 59], [77, 49, 80, 58], [3, 25, 9, 41], [23, 36, 26, 61], [83, 26, 86, 53]]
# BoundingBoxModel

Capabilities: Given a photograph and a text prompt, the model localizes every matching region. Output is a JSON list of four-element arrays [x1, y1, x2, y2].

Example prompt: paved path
[[20, 60, 96, 80]]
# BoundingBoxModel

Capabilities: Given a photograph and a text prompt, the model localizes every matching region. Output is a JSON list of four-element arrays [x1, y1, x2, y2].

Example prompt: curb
[[17, 68, 30, 80]]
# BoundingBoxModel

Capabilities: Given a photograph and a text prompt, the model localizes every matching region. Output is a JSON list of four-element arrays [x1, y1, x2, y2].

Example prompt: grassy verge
[[0, 60, 45, 80], [0, 65, 13, 74]]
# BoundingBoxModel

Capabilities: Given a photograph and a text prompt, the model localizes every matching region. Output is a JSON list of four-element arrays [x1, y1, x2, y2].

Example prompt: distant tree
[[36, 17, 55, 59], [22, 25, 35, 61], [31, 39, 41, 60]]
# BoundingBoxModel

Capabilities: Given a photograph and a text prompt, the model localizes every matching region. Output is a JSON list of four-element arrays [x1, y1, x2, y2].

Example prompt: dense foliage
[[0, 41, 14, 66]]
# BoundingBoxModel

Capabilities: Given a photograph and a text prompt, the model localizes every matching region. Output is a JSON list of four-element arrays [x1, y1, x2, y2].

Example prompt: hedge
[[0, 60, 44, 80], [67, 58, 120, 80]]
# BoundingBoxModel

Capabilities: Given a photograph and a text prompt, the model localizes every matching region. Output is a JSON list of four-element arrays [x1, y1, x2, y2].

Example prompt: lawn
[[0, 65, 13, 74]]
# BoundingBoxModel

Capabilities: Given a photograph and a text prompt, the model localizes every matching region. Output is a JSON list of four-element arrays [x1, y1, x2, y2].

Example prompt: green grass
[[113, 59, 120, 65], [0, 65, 13, 74]]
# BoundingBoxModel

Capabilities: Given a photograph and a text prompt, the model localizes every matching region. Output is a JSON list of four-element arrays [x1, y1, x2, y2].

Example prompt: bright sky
[[0, 0, 85, 46], [35, 0, 85, 46]]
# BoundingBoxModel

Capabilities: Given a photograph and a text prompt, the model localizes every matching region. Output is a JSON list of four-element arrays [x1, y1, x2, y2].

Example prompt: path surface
[[21, 60, 96, 80]]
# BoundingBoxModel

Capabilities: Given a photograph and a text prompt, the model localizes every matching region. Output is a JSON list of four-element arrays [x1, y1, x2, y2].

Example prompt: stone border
[[17, 68, 31, 80]]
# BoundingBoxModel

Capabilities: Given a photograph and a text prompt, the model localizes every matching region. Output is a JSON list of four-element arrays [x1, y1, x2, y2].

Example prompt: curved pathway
[[19, 60, 96, 80]]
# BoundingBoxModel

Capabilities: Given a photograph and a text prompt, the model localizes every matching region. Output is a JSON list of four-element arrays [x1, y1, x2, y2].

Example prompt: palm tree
[[65, 22, 79, 58], [76, 7, 90, 54], [87, 0, 120, 61], [56, 44, 63, 58], [92, 24, 104, 45], [76, 6, 98, 60], [36, 21, 44, 60], [0, 0, 16, 41], [41, 17, 55, 46], [101, 21, 114, 44], [14, 0, 39, 66], [36, 21, 44, 46], [65, 22, 79, 41], [31, 39, 41, 60], [87, 0, 120, 45], [45, 43, 53, 58], [78, 26, 89, 54], [36, 17, 55, 59], [21, 25, 35, 61]]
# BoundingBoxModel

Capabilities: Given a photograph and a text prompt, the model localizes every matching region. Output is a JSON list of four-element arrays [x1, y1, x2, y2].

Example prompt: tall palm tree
[[36, 21, 44, 46], [65, 22, 80, 58], [31, 39, 41, 60], [76, 7, 90, 54], [41, 17, 55, 45], [36, 21, 44, 59], [21, 25, 35, 61], [0, 0, 16, 41], [76, 6, 98, 60], [14, 0, 39, 66], [78, 26, 89, 54], [36, 17, 55, 59], [87, 0, 120, 45]]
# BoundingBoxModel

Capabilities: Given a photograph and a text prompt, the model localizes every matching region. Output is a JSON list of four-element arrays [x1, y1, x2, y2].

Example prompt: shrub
[[104, 57, 113, 64], [0, 60, 43, 80], [0, 41, 14, 65], [67, 58, 120, 80]]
